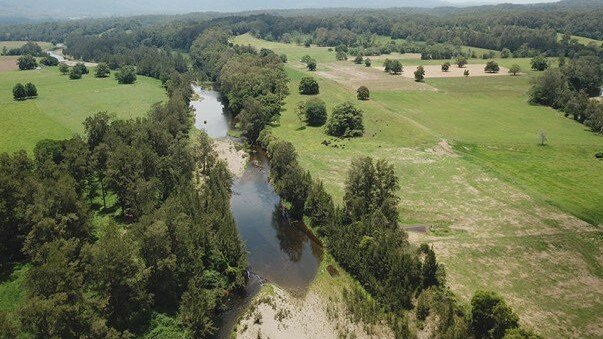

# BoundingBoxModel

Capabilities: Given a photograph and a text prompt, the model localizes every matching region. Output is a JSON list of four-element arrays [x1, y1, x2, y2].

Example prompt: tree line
[[0, 70, 246, 337]]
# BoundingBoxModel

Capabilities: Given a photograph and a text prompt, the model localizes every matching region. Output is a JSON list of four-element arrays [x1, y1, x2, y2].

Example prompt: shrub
[[24, 83, 37, 97], [509, 64, 521, 76], [354, 55, 364, 64], [299, 77, 319, 95], [357, 86, 370, 100], [115, 65, 137, 84], [336, 50, 347, 61], [484, 61, 500, 73], [307, 59, 317, 71], [41, 55, 59, 66], [441, 62, 450, 72], [364, 58, 371, 67], [17, 54, 37, 70], [464, 69, 470, 77], [530, 55, 549, 71], [69, 67, 82, 80], [59, 63, 69, 75], [12, 83, 27, 100], [326, 101, 364, 137], [73, 63, 89, 75], [470, 290, 519, 339], [95, 63, 111, 78], [279, 54, 287, 63], [501, 48, 512, 58], [456, 57, 468, 68], [414, 65, 426, 82]]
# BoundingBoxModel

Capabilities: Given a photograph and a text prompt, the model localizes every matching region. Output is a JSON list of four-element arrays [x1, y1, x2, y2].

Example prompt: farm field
[[0, 64, 166, 153], [236, 34, 603, 338], [0, 41, 54, 50]]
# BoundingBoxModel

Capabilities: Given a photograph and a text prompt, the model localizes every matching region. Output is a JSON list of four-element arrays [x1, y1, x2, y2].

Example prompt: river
[[190, 85, 323, 337]]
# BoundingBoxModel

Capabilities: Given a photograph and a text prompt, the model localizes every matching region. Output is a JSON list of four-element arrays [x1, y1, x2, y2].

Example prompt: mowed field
[[0, 61, 166, 153], [0, 41, 54, 50], [233, 34, 603, 338]]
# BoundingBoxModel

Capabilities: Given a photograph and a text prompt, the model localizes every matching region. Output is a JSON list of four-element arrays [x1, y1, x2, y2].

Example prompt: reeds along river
[[191, 85, 323, 338]]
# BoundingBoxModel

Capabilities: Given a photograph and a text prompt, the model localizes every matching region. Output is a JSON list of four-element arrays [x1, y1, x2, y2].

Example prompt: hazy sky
[[448, 0, 552, 3]]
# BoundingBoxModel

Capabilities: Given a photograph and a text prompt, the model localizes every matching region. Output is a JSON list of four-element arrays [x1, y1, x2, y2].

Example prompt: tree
[[69, 67, 82, 80], [179, 276, 221, 338], [336, 50, 347, 61], [357, 86, 370, 100], [304, 179, 334, 233], [239, 98, 269, 144], [364, 58, 371, 67], [326, 101, 364, 138], [414, 65, 426, 82], [354, 54, 364, 64], [73, 63, 89, 75], [12, 83, 27, 100], [384, 59, 392, 73], [307, 59, 317, 71], [422, 246, 439, 288], [456, 57, 468, 68], [529, 69, 568, 107], [484, 61, 500, 73], [59, 63, 69, 75], [390, 60, 403, 75], [24, 83, 37, 97], [501, 48, 512, 58], [441, 62, 450, 72], [115, 65, 137, 84], [279, 54, 287, 63], [470, 291, 519, 339], [563, 56, 603, 96], [300, 98, 328, 126], [530, 56, 548, 71], [299, 77, 319, 95], [89, 222, 151, 332], [17, 54, 37, 70], [464, 69, 470, 77], [41, 55, 59, 66], [95, 63, 111, 78], [508, 64, 521, 76]]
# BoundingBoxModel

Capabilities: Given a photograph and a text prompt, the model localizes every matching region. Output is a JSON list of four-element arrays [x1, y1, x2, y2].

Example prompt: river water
[[190, 85, 323, 337]]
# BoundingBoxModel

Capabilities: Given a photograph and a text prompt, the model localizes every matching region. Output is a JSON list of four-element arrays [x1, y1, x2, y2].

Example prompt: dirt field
[[0, 56, 19, 72], [315, 61, 435, 92], [395, 64, 511, 79]]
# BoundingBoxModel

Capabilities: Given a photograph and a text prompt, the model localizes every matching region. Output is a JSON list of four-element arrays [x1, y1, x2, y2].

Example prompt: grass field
[[557, 33, 603, 47], [0, 41, 54, 51], [238, 34, 603, 338], [0, 63, 166, 154]]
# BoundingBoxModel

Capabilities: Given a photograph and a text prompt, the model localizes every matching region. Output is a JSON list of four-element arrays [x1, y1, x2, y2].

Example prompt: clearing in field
[[0, 67, 166, 153], [315, 61, 435, 91], [396, 64, 511, 78], [0, 56, 19, 72]]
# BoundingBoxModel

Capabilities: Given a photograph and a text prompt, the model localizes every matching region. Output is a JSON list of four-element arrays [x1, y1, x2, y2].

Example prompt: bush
[[531, 55, 549, 71], [501, 48, 512, 58], [336, 50, 347, 61], [484, 61, 500, 73], [95, 63, 111, 78], [307, 59, 317, 71], [354, 55, 364, 64], [414, 65, 426, 82], [24, 83, 37, 97], [441, 62, 450, 72], [41, 55, 59, 66], [470, 290, 519, 339], [456, 57, 468, 68], [326, 101, 364, 137], [509, 64, 521, 76], [69, 67, 82, 80], [59, 63, 69, 75], [18, 55, 37, 70], [115, 65, 137, 84], [299, 77, 319, 95], [357, 86, 370, 100], [300, 98, 328, 126], [364, 58, 371, 67], [73, 63, 89, 75], [464, 69, 470, 77], [279, 54, 287, 63], [12, 83, 27, 100]]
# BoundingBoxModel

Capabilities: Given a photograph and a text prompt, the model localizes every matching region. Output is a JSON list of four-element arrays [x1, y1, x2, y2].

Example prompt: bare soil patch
[[315, 62, 435, 92], [396, 64, 510, 79], [214, 138, 247, 177], [0, 56, 19, 72]]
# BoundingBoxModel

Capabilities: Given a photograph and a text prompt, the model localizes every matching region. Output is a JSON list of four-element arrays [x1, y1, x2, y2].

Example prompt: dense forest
[[0, 61, 246, 337]]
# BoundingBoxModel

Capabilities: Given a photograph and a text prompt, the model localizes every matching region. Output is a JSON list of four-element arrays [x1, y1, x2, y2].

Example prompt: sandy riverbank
[[214, 138, 247, 177]]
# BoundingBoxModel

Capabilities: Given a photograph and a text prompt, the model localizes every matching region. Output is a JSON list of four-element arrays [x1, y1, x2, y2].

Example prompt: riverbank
[[234, 256, 392, 339], [214, 138, 247, 177]]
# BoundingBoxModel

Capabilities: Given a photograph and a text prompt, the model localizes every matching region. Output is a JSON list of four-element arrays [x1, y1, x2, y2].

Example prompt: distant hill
[[0, 0, 452, 19]]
